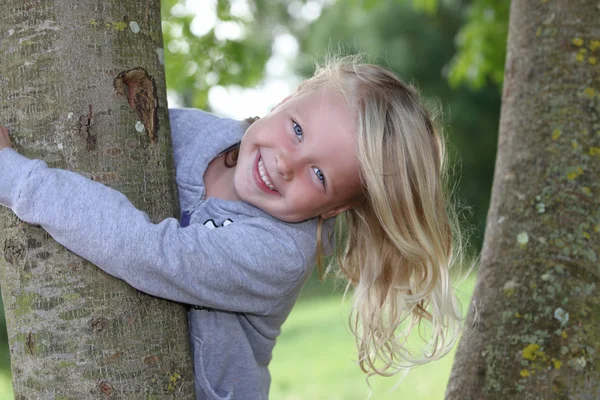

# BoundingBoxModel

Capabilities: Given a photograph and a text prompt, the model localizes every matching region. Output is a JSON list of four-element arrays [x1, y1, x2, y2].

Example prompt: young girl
[[0, 56, 463, 399]]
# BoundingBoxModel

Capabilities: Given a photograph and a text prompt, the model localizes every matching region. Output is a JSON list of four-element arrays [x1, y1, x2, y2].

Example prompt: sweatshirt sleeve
[[0, 148, 306, 315], [168, 108, 246, 211], [169, 108, 244, 186]]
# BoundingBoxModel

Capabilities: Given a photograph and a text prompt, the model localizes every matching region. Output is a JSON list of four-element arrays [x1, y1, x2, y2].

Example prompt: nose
[[275, 149, 295, 181]]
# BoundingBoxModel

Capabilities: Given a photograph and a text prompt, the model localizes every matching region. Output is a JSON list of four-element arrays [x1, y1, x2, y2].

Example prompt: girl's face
[[233, 87, 362, 223]]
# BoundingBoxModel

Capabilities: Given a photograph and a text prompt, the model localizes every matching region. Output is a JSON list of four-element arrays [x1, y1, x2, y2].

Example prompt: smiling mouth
[[254, 153, 279, 194]]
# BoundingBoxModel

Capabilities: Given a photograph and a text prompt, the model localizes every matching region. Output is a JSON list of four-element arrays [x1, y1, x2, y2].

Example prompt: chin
[[276, 213, 312, 224], [262, 208, 300, 223]]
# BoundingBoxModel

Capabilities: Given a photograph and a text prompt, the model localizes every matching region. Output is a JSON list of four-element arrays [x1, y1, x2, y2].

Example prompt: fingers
[[0, 125, 13, 150]]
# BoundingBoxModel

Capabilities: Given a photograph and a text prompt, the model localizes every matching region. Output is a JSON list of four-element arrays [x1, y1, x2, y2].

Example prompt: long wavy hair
[[297, 55, 466, 377]]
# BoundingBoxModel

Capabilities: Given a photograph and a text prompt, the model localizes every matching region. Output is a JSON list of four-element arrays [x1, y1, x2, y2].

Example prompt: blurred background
[[0, 0, 508, 398]]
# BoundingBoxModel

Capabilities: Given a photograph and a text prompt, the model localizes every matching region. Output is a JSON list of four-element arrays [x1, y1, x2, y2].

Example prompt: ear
[[270, 94, 293, 112], [320, 203, 352, 220]]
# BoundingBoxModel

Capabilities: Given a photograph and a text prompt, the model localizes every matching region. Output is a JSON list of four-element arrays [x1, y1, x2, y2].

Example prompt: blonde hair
[[300, 55, 465, 377]]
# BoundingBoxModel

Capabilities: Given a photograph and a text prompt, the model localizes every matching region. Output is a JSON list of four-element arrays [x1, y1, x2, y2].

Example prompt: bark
[[445, 1, 600, 399], [0, 0, 194, 398]]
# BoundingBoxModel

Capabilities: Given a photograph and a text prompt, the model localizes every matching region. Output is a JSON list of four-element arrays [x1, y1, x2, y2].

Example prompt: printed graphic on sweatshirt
[[203, 218, 233, 229], [180, 210, 233, 229]]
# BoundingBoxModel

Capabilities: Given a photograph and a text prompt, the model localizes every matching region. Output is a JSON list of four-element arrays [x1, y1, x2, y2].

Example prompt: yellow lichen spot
[[590, 57, 598, 65], [584, 87, 596, 98], [582, 187, 592, 196], [523, 344, 540, 361], [515, 312, 522, 318], [595, 225, 600, 233], [520, 369, 530, 377], [570, 166, 583, 178], [591, 40, 600, 52], [552, 129, 561, 140], [582, 231, 591, 240], [589, 147, 600, 156], [112, 21, 127, 31], [552, 358, 563, 369], [572, 38, 584, 46], [576, 53, 585, 62], [571, 140, 579, 149], [105, 23, 111, 29], [167, 372, 181, 391], [561, 330, 568, 339], [536, 27, 542, 36], [90, 18, 98, 27]]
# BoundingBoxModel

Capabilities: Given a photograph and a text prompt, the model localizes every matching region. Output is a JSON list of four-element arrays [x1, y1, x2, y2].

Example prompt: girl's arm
[[0, 149, 306, 315]]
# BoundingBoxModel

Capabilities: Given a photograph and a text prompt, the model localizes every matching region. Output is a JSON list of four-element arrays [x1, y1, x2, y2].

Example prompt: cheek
[[238, 135, 253, 154], [289, 182, 328, 211]]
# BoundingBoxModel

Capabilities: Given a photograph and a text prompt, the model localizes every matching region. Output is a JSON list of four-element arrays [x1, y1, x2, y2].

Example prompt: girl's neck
[[203, 153, 239, 201]]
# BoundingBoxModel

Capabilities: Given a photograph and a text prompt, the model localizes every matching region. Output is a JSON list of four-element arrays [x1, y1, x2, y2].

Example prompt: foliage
[[445, 0, 509, 89], [161, 0, 319, 109], [161, 0, 269, 108], [411, 0, 441, 15], [161, 0, 510, 96], [412, 0, 510, 89]]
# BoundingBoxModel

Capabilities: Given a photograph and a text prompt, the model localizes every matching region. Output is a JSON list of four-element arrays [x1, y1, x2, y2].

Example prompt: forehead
[[290, 87, 352, 121]]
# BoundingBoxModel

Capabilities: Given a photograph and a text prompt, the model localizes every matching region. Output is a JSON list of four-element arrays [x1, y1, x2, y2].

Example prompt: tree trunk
[[0, 0, 194, 398], [445, 1, 600, 399]]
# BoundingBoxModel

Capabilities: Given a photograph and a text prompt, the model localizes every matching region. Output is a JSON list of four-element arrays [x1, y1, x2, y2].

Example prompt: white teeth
[[258, 157, 277, 191]]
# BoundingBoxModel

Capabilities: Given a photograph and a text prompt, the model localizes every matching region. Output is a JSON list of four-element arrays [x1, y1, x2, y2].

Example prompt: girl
[[0, 56, 463, 399]]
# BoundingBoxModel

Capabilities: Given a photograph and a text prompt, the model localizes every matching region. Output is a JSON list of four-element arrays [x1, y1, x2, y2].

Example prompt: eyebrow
[[294, 107, 303, 127]]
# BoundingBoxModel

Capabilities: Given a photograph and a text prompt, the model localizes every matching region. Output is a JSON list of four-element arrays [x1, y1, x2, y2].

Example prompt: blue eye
[[293, 121, 303, 141], [312, 167, 325, 185]]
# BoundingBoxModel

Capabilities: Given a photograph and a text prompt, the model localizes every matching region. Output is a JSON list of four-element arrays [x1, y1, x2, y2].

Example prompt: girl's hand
[[0, 125, 13, 151]]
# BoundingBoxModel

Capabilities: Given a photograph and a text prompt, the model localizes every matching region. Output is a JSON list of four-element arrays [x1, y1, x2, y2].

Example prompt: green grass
[[270, 274, 476, 400], [0, 371, 12, 400]]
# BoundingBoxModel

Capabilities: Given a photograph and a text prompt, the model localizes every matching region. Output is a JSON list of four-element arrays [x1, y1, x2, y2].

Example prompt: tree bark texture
[[0, 0, 194, 398], [446, 1, 600, 399]]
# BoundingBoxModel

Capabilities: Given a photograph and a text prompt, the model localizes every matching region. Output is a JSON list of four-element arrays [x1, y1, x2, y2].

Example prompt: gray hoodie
[[0, 109, 328, 399]]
